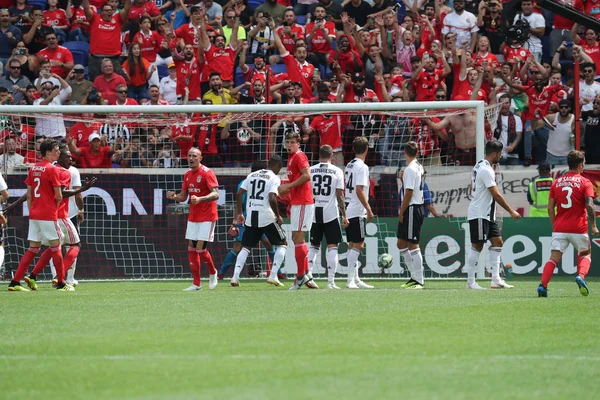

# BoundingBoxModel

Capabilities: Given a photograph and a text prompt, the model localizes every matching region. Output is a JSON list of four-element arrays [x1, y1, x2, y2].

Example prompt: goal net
[[0, 102, 498, 281]]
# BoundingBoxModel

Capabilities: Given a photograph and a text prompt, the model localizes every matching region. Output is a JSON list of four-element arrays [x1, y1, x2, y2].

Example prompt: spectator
[[36, 31, 74, 78], [119, 136, 154, 167], [129, 0, 161, 22], [68, 112, 102, 149], [255, 0, 287, 22], [476, 0, 504, 54], [473, 36, 498, 69], [114, 83, 139, 105], [171, 113, 195, 161], [223, 0, 254, 30], [583, 98, 600, 164], [0, 59, 31, 104], [122, 42, 154, 103], [84, 0, 131, 81], [133, 16, 164, 85], [578, 61, 600, 113], [9, 0, 33, 33], [274, 9, 304, 57], [295, 0, 318, 17], [302, 102, 344, 166], [23, 6, 54, 55], [441, 0, 478, 53], [342, 0, 372, 28], [201, 71, 238, 105], [571, 24, 600, 80], [247, 11, 274, 61], [92, 58, 128, 105], [167, 0, 191, 30], [513, 0, 545, 61], [66, 0, 95, 43], [222, 6, 247, 46], [153, 141, 180, 167], [0, 86, 12, 105], [67, 132, 116, 168], [159, 61, 178, 105], [269, 79, 297, 104], [548, 0, 581, 57], [34, 58, 60, 89], [200, 12, 239, 88], [545, 99, 575, 166], [0, 137, 26, 172], [204, 0, 223, 27], [22, 84, 37, 105], [495, 94, 523, 165], [33, 76, 73, 139], [147, 84, 170, 105], [43, 0, 69, 43], [173, 44, 202, 103], [410, 52, 450, 102], [222, 119, 262, 167], [306, 5, 336, 71], [0, 8, 22, 68], [310, 0, 343, 31], [173, 6, 205, 56], [5, 41, 35, 81], [67, 64, 93, 105]]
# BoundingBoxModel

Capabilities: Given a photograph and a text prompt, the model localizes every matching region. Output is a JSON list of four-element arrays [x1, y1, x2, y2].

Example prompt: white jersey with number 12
[[240, 169, 281, 227]]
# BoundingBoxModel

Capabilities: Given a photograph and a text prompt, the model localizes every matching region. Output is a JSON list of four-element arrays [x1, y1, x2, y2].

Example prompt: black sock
[[8, 280, 18, 287], [29, 273, 36, 280]]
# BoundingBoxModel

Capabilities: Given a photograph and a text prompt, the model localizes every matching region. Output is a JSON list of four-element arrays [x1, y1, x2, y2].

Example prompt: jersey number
[[249, 179, 266, 200], [561, 186, 573, 209], [33, 177, 41, 198], [312, 174, 332, 197], [346, 173, 354, 193]]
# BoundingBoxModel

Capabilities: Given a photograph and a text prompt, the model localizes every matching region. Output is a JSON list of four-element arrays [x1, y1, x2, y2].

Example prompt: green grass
[[1, 279, 599, 400]]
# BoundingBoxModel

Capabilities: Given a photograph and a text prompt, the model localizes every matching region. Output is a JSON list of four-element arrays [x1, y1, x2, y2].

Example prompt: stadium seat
[[157, 64, 169, 80], [28, 0, 46, 10], [70, 50, 88, 67], [296, 15, 306, 25], [541, 35, 550, 61], [234, 66, 248, 87], [270, 64, 286, 75], [248, 0, 263, 10], [63, 41, 90, 56]]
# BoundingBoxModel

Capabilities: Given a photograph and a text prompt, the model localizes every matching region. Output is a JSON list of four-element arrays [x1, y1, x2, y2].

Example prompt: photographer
[[153, 142, 180, 168], [513, 0, 544, 61], [0, 59, 31, 104], [33, 75, 72, 139], [67, 64, 93, 105]]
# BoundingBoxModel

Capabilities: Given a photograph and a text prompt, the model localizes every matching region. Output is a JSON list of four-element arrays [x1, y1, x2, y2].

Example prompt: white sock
[[307, 245, 319, 273], [326, 247, 338, 284], [409, 248, 424, 285], [67, 259, 77, 282], [270, 246, 287, 279], [50, 259, 56, 279], [466, 247, 481, 284], [488, 247, 502, 281], [400, 248, 414, 279], [346, 248, 360, 284], [232, 247, 250, 281]]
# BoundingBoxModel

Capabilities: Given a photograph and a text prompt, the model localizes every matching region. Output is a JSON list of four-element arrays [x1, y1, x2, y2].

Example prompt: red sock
[[578, 255, 592, 279], [541, 260, 557, 288], [13, 247, 40, 282], [188, 247, 200, 286], [198, 249, 217, 275], [31, 248, 52, 276], [51, 245, 64, 283], [295, 243, 308, 277], [63, 246, 81, 276]]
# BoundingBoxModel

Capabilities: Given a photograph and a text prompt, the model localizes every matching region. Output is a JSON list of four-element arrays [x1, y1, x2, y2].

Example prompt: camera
[[17, 48, 26, 55], [505, 19, 530, 45], [87, 87, 99, 104]]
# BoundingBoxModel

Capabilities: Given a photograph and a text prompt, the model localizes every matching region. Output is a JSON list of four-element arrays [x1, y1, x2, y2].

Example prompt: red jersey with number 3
[[183, 165, 219, 222], [550, 172, 595, 234], [25, 159, 62, 221], [286, 150, 313, 205]]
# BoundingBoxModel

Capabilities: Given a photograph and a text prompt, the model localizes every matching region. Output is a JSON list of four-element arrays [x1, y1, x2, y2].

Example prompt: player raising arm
[[465, 140, 521, 290], [538, 150, 598, 298], [231, 156, 287, 287], [167, 148, 220, 291]]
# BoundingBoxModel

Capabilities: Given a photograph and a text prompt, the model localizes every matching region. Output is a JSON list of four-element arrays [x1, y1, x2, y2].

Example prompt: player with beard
[[239, 43, 274, 102], [174, 43, 202, 103], [200, 8, 239, 88]]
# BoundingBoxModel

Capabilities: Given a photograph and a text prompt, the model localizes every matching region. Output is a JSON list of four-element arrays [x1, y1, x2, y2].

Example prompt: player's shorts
[[241, 223, 286, 248], [28, 219, 62, 243], [233, 223, 245, 242], [41, 218, 80, 246], [185, 221, 216, 242], [310, 219, 343, 246], [346, 216, 366, 243], [70, 215, 80, 234], [290, 204, 314, 232], [469, 218, 501, 244], [397, 205, 424, 243], [550, 232, 590, 254]]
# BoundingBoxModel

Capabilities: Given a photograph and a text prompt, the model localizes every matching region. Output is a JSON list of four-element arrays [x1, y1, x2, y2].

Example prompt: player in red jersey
[[278, 131, 318, 290], [8, 140, 72, 292], [538, 151, 598, 298], [167, 148, 220, 291]]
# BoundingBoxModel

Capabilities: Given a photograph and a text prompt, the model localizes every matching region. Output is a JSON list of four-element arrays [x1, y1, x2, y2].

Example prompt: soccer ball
[[378, 253, 393, 270]]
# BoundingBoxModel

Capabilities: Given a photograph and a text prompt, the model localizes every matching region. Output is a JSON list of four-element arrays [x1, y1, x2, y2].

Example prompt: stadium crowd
[[0, 0, 599, 169]]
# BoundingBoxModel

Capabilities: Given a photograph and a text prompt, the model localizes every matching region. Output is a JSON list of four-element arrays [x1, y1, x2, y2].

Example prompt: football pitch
[[1, 279, 598, 400]]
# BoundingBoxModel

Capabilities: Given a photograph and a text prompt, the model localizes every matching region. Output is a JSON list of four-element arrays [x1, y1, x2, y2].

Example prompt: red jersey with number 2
[[25, 159, 62, 221], [287, 150, 313, 205], [182, 165, 219, 222], [550, 172, 595, 234]]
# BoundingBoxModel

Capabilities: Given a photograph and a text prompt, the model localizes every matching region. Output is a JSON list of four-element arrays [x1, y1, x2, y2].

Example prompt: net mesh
[[0, 103, 500, 281]]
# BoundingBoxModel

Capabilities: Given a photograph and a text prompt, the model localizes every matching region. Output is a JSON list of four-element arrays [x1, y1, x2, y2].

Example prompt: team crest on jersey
[[236, 128, 251, 144], [520, 50, 526, 57], [196, 176, 201, 183]]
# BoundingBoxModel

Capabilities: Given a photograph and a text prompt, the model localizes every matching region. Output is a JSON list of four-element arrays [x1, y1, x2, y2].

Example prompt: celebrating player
[[397, 141, 426, 290], [167, 148, 220, 291], [232, 156, 287, 287], [8, 140, 72, 292], [465, 140, 521, 290], [307, 145, 349, 290], [278, 131, 318, 290], [344, 137, 375, 289], [538, 150, 598, 297]]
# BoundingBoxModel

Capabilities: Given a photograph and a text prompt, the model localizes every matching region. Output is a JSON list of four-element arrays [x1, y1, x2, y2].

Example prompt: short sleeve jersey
[[182, 165, 219, 222], [468, 159, 497, 221], [550, 172, 595, 234], [67, 165, 82, 219], [403, 159, 424, 206], [286, 150, 314, 205], [240, 169, 281, 227], [310, 162, 345, 223], [345, 158, 369, 219], [25, 159, 62, 221], [57, 167, 71, 219]]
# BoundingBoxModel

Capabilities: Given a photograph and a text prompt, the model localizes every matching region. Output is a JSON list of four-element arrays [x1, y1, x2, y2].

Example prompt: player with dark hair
[[167, 148, 220, 291], [397, 141, 426, 289], [232, 156, 287, 287], [464, 139, 521, 290], [344, 137, 375, 289], [538, 150, 599, 297]]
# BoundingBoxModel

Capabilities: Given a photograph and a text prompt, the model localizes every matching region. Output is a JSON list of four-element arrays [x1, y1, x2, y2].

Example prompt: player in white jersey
[[0, 173, 9, 276], [231, 156, 287, 287], [397, 141, 426, 289], [344, 137, 375, 289], [307, 145, 349, 289], [466, 140, 521, 290]]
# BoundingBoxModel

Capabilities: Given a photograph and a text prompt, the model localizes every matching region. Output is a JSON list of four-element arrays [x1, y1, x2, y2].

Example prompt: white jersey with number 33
[[345, 158, 369, 219], [240, 169, 281, 227], [310, 162, 345, 223], [468, 159, 497, 221]]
